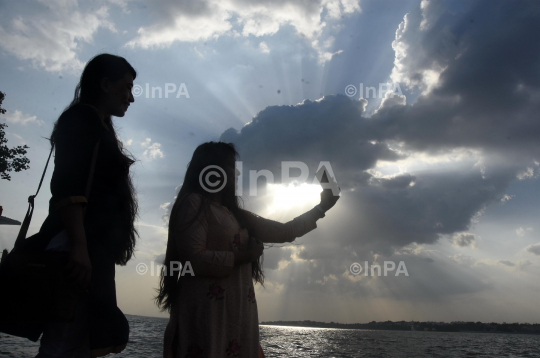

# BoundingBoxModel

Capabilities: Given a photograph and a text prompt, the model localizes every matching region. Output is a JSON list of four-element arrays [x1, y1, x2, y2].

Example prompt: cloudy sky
[[1, 0, 540, 324]]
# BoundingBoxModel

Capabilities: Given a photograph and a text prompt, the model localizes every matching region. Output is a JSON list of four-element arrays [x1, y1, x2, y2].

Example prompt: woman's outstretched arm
[[239, 207, 324, 244], [239, 186, 340, 244]]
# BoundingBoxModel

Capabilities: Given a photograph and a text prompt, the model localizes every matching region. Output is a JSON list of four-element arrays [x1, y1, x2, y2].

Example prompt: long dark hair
[[49, 53, 139, 265], [155, 141, 264, 312]]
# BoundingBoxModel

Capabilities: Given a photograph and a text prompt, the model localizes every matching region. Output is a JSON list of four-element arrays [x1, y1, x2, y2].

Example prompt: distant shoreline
[[123, 315, 540, 335], [260, 320, 540, 334]]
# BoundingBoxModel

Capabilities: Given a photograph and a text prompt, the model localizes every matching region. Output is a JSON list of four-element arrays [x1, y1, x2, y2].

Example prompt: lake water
[[1, 315, 539, 357]]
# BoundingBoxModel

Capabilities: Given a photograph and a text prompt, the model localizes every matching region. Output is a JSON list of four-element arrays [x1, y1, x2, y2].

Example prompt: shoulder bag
[[0, 136, 100, 338]]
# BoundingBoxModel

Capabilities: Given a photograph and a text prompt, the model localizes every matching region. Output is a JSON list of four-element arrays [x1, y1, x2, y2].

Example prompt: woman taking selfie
[[158, 141, 340, 358], [35, 53, 138, 357]]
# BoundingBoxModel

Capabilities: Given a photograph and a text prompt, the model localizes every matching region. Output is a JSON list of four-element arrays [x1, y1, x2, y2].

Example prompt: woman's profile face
[[102, 72, 135, 117]]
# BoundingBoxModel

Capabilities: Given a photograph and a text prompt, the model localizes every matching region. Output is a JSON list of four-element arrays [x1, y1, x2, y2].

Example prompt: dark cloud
[[219, 0, 540, 253], [371, 0, 540, 159], [345, 169, 512, 250], [220, 95, 405, 188], [526, 244, 540, 256], [215, 1, 540, 302], [498, 260, 515, 267], [221, 105, 516, 251]]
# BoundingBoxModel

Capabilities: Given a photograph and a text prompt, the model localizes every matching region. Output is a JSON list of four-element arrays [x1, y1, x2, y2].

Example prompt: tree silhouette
[[0, 91, 30, 180], [0, 91, 5, 115]]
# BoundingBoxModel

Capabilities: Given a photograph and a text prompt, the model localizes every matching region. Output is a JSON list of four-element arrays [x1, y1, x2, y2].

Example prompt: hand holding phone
[[317, 168, 340, 212]]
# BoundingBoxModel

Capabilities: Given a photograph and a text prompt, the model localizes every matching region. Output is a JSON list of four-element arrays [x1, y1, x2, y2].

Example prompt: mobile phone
[[315, 167, 339, 194]]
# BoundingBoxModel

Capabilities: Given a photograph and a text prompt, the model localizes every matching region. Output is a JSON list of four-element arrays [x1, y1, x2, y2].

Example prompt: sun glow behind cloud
[[265, 182, 321, 216]]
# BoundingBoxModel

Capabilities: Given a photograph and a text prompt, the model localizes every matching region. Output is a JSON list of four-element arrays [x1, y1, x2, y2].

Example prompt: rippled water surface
[[1, 315, 539, 357]]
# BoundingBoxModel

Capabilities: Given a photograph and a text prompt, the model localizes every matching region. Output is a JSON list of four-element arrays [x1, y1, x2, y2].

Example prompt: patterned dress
[[163, 193, 323, 358]]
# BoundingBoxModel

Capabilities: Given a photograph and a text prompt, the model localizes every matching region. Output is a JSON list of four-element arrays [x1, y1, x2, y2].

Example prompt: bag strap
[[14, 144, 55, 247], [14, 138, 101, 248]]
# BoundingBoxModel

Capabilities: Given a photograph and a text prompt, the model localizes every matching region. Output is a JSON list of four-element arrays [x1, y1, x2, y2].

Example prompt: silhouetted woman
[[35, 53, 138, 357], [157, 142, 339, 358]]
